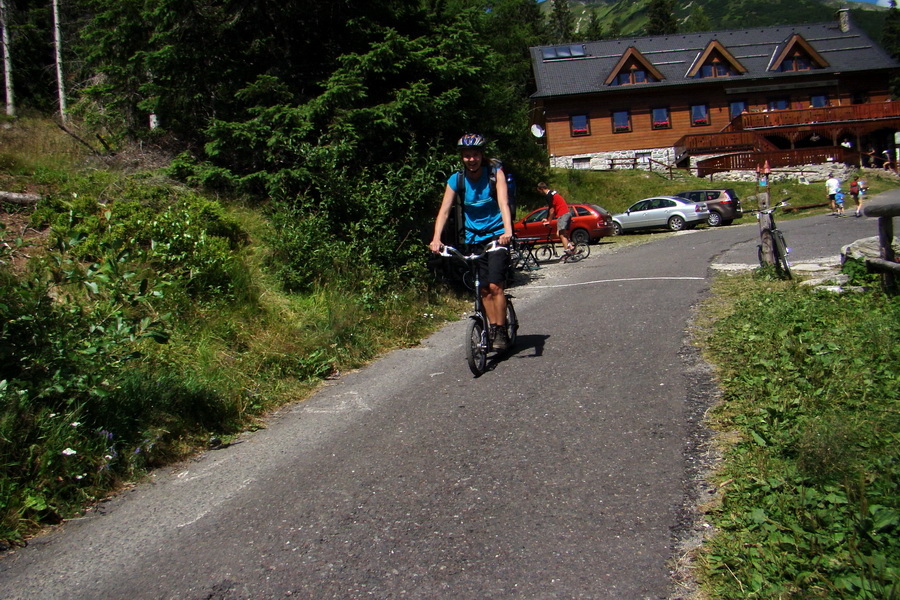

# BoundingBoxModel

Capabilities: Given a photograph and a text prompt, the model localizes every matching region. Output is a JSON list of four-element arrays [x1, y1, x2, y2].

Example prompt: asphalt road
[[0, 210, 880, 600]]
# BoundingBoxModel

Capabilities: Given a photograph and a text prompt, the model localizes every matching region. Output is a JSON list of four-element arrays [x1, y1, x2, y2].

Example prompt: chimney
[[838, 8, 850, 33]]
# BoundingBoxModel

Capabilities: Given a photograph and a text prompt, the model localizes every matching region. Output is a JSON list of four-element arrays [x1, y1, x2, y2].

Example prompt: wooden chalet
[[529, 10, 900, 176]]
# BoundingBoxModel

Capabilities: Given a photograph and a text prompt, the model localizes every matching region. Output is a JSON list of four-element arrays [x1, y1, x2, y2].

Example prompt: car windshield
[[525, 208, 548, 223]]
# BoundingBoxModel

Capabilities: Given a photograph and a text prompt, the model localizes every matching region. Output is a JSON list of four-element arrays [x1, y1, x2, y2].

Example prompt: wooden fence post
[[757, 162, 774, 266]]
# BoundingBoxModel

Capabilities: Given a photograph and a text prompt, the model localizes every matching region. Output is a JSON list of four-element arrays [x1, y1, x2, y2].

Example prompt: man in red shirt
[[537, 182, 574, 253]]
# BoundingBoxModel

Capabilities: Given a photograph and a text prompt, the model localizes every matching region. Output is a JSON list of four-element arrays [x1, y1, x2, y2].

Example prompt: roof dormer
[[770, 34, 829, 72], [686, 40, 747, 79], [604, 47, 664, 86]]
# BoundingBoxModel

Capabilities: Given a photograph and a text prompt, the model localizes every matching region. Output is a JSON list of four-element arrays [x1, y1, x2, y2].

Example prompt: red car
[[513, 203, 615, 245]]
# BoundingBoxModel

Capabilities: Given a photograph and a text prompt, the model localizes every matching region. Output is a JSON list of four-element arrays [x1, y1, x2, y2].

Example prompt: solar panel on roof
[[542, 44, 587, 60]]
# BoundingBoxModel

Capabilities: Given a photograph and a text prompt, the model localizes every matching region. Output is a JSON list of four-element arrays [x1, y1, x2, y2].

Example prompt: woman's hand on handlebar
[[429, 239, 444, 253], [498, 232, 512, 246]]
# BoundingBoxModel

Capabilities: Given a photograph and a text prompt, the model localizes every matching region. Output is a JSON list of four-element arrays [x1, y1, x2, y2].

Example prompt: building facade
[[530, 11, 900, 176]]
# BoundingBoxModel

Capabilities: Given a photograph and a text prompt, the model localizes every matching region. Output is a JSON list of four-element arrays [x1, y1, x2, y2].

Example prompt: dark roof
[[531, 20, 899, 99]]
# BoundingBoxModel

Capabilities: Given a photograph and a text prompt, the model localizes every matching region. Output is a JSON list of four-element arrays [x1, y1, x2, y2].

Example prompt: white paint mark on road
[[303, 391, 372, 413], [176, 477, 255, 529], [525, 276, 705, 290]]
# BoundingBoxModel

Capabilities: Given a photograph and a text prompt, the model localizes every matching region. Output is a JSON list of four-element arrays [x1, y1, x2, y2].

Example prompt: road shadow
[[503, 333, 548, 360]]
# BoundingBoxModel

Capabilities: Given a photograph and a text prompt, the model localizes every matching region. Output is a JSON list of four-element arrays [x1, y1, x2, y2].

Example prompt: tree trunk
[[52, 0, 66, 122], [0, 191, 40, 205], [0, 0, 14, 118]]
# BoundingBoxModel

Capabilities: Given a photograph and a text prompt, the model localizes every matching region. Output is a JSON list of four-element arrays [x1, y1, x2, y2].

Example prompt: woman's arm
[[430, 183, 457, 252], [494, 167, 512, 246]]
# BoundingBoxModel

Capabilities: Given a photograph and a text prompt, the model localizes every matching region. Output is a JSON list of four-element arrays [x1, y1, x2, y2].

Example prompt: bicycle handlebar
[[437, 241, 505, 260], [753, 200, 790, 215]]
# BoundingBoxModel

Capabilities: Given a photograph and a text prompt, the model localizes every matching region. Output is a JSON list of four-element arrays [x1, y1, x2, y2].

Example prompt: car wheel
[[571, 228, 590, 245], [707, 211, 723, 227], [613, 222, 623, 236], [668, 215, 686, 231]]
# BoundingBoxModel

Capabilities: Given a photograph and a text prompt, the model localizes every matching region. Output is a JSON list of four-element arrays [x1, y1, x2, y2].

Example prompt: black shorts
[[465, 242, 509, 288]]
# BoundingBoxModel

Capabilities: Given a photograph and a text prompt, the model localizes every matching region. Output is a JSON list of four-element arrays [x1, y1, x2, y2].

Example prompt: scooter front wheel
[[465, 317, 488, 376]]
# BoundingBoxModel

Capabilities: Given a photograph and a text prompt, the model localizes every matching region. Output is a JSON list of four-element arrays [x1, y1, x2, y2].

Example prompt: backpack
[[451, 158, 516, 246]]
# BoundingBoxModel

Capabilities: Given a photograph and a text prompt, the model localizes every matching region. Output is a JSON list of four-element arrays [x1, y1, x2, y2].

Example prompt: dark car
[[514, 203, 615, 245], [673, 189, 743, 227]]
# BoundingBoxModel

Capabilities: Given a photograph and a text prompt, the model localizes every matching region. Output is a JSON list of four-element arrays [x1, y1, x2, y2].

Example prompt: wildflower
[[71, 421, 81, 427], [62, 448, 77, 456]]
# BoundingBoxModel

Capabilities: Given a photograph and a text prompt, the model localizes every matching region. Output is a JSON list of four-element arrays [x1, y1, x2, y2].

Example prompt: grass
[[691, 273, 899, 599]]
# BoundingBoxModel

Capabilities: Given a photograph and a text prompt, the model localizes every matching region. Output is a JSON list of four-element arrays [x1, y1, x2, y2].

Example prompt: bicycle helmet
[[457, 133, 486, 150]]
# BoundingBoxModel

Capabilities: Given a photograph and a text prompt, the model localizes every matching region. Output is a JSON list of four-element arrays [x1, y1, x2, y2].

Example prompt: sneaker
[[491, 324, 508, 351]]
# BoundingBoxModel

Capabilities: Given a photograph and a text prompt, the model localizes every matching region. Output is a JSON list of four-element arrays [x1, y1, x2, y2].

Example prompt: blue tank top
[[447, 168, 504, 243]]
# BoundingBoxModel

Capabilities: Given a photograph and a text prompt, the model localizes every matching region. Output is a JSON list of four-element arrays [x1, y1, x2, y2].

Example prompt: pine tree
[[549, 0, 575, 44], [685, 5, 712, 33], [646, 0, 677, 36], [584, 9, 604, 41], [882, 0, 900, 60]]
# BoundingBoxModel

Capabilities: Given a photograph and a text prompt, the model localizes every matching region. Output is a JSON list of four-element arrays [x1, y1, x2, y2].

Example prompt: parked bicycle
[[438, 243, 519, 376], [755, 200, 792, 280]]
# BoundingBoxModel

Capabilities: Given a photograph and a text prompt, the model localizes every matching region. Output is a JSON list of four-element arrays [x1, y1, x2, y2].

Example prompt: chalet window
[[768, 97, 791, 111], [696, 58, 736, 79], [690, 104, 710, 127], [729, 100, 748, 120], [612, 110, 632, 133], [780, 51, 812, 72], [570, 114, 591, 137], [810, 94, 828, 108], [612, 64, 657, 86], [651, 107, 671, 129], [851, 91, 869, 105], [573, 157, 591, 170]]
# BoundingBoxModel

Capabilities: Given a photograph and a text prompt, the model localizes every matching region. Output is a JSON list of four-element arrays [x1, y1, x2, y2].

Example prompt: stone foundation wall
[[551, 148, 857, 183]]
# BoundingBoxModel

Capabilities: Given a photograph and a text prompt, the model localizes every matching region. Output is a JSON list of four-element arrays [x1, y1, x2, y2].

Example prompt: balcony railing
[[674, 131, 778, 162], [731, 102, 900, 131], [696, 146, 856, 177]]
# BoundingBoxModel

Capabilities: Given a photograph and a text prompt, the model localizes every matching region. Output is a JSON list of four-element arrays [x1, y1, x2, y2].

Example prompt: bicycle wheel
[[772, 230, 792, 280], [465, 317, 488, 376], [536, 244, 554, 262], [505, 299, 518, 351], [569, 242, 590, 262]]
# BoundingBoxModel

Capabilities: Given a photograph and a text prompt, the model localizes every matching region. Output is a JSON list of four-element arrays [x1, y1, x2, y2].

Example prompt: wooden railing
[[674, 131, 778, 161], [730, 102, 900, 131], [605, 156, 674, 178], [696, 146, 857, 177], [862, 193, 900, 295]]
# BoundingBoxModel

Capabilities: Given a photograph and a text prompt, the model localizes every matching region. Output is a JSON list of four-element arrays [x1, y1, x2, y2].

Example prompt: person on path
[[537, 182, 574, 253], [430, 133, 513, 350], [825, 173, 841, 215], [849, 175, 864, 218]]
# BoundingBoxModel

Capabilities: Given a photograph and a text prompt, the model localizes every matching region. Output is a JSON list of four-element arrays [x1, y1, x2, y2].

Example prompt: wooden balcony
[[696, 146, 857, 177], [730, 102, 900, 131], [674, 131, 778, 163]]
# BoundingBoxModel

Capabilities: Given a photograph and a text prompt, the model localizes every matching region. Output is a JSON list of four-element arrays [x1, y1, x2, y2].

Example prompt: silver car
[[612, 196, 710, 234]]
